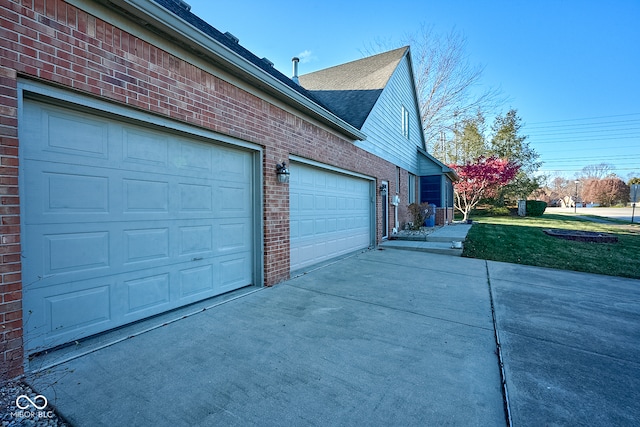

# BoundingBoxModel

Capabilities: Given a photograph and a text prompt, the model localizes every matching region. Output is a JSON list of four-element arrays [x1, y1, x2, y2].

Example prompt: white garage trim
[[289, 157, 375, 272], [18, 83, 263, 354]]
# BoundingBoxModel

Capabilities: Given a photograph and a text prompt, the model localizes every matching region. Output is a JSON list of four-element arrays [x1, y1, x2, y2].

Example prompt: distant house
[[299, 47, 457, 229], [0, 0, 452, 378]]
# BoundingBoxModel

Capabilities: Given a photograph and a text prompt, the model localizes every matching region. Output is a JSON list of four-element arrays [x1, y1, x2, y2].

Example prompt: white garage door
[[289, 162, 372, 272], [21, 100, 255, 353]]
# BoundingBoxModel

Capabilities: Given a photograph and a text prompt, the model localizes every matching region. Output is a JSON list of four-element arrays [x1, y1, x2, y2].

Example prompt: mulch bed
[[543, 229, 618, 243]]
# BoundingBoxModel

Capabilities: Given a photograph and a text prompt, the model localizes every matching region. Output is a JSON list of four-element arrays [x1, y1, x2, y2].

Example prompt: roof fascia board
[[78, 0, 366, 141], [403, 49, 428, 151]]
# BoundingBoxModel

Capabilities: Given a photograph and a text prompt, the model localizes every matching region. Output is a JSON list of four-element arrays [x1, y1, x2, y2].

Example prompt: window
[[408, 173, 415, 204], [396, 167, 401, 193], [401, 105, 409, 138]]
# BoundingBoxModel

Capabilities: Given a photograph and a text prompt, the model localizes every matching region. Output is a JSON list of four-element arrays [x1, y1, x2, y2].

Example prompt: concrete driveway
[[489, 261, 640, 426], [24, 250, 640, 426]]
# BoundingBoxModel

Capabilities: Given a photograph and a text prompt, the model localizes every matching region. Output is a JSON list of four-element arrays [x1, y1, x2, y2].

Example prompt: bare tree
[[579, 163, 616, 180], [363, 25, 504, 154]]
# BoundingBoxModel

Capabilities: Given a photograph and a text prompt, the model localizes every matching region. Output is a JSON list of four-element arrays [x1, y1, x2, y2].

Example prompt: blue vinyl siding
[[357, 56, 423, 173]]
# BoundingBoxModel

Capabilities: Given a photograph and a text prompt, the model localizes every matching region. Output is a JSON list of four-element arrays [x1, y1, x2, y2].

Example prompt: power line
[[539, 168, 640, 173], [535, 146, 640, 156], [526, 118, 640, 131], [529, 126, 640, 137], [542, 154, 640, 162], [530, 135, 640, 144], [527, 113, 640, 126]]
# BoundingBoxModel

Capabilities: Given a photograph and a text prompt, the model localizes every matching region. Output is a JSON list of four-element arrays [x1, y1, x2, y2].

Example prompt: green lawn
[[462, 214, 640, 279]]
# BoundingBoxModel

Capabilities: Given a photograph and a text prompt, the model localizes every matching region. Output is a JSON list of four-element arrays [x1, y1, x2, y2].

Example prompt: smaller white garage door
[[289, 162, 373, 271]]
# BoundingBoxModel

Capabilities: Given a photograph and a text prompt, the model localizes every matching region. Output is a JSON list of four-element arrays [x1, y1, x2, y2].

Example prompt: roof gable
[[298, 47, 409, 129]]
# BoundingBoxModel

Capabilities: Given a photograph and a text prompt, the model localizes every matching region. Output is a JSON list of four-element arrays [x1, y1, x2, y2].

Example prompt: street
[[546, 206, 640, 223]]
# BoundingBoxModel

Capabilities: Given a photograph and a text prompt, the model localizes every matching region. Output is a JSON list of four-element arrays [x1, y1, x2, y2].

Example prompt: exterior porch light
[[379, 183, 387, 196], [276, 162, 290, 183]]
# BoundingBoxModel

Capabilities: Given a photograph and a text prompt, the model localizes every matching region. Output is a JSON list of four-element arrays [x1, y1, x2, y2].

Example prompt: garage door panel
[[214, 147, 253, 183], [123, 178, 169, 212], [46, 231, 111, 276], [24, 217, 252, 288], [21, 104, 110, 161], [21, 100, 256, 354], [175, 140, 213, 172], [23, 278, 115, 350], [178, 264, 216, 299], [122, 127, 169, 167], [124, 273, 171, 314], [290, 163, 372, 271], [123, 227, 170, 264]]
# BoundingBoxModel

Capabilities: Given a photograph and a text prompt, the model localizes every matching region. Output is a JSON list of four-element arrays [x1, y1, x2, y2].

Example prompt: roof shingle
[[299, 47, 409, 129]]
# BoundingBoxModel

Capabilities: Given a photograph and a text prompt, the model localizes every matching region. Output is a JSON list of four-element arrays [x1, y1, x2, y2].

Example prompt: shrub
[[526, 200, 547, 216], [487, 206, 511, 216], [407, 203, 433, 229]]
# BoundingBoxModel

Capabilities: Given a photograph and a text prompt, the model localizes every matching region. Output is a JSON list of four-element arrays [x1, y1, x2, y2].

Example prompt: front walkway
[[380, 223, 472, 256]]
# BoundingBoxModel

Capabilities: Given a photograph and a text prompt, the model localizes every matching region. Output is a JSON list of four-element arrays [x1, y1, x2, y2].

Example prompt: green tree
[[628, 177, 640, 185], [437, 112, 487, 164], [488, 109, 542, 202]]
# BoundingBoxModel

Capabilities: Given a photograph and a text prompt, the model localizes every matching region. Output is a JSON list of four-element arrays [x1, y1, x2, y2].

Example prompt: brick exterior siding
[[0, 0, 407, 378], [436, 207, 454, 225]]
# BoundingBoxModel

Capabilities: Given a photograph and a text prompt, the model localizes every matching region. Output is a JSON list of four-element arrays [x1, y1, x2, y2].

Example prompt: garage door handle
[[191, 257, 203, 261]]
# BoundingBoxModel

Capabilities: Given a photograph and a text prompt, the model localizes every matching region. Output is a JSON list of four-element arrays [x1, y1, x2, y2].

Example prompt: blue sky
[[184, 0, 640, 181]]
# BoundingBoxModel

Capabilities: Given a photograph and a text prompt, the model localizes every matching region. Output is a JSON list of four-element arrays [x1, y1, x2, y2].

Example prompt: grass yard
[[462, 214, 640, 279]]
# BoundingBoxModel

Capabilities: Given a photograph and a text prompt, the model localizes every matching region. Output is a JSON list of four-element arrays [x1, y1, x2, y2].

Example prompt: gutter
[[92, 0, 366, 141]]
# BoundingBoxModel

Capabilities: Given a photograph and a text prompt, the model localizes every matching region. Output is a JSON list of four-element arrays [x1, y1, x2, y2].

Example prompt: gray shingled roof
[[152, 0, 312, 97], [298, 47, 409, 129]]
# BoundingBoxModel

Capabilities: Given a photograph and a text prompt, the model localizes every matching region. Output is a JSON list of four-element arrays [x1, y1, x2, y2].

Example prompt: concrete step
[[379, 240, 464, 256], [426, 235, 465, 243]]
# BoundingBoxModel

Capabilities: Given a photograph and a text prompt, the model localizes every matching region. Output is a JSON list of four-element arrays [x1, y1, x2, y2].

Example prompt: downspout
[[393, 193, 400, 233]]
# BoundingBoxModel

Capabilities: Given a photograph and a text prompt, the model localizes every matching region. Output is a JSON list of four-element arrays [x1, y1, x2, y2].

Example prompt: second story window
[[401, 105, 409, 139]]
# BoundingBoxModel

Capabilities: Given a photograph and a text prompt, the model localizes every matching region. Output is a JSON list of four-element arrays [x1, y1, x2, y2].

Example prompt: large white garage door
[[289, 162, 372, 272], [21, 100, 255, 353]]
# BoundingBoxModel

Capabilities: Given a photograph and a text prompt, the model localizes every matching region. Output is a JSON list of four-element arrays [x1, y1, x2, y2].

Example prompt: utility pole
[[632, 184, 638, 223]]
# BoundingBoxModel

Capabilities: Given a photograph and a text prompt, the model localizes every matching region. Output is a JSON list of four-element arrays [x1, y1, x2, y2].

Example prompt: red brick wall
[[0, 64, 22, 380], [0, 0, 405, 378], [396, 168, 410, 229], [436, 207, 454, 225]]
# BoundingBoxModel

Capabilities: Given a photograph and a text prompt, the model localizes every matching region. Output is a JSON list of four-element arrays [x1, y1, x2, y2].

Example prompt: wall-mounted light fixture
[[379, 183, 387, 196], [276, 162, 290, 183]]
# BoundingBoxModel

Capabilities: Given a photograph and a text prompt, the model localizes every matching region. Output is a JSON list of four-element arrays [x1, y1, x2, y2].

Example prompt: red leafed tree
[[582, 177, 630, 206], [450, 156, 520, 221]]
